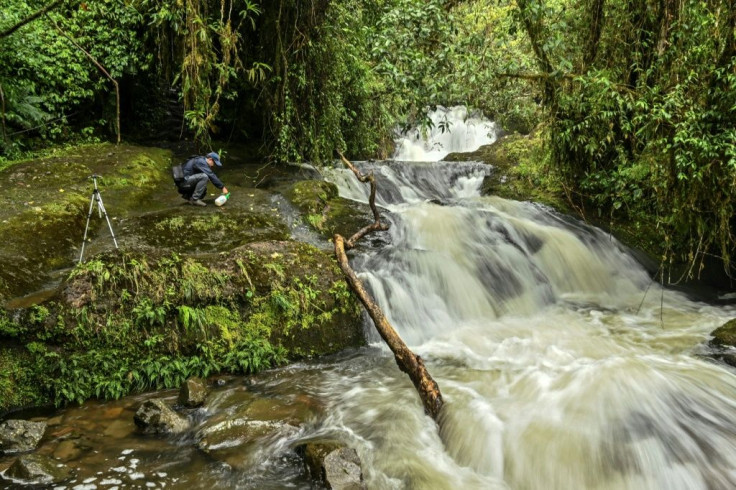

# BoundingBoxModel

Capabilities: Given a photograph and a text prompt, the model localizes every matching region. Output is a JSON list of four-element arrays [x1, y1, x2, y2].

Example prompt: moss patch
[[283, 180, 372, 238], [0, 242, 363, 412], [122, 208, 289, 254], [0, 143, 172, 302], [0, 345, 49, 414], [711, 319, 736, 348]]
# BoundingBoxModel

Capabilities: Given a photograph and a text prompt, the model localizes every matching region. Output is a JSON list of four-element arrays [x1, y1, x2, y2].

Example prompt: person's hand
[[222, 187, 228, 194]]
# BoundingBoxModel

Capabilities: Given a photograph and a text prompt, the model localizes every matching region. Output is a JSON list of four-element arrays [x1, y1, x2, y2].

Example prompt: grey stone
[[323, 448, 365, 490], [133, 399, 189, 434], [299, 441, 366, 490], [0, 419, 47, 455], [179, 377, 208, 407], [5, 453, 71, 485]]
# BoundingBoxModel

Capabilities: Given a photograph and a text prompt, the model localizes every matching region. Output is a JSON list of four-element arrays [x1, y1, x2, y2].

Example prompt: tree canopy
[[1, 0, 734, 276]]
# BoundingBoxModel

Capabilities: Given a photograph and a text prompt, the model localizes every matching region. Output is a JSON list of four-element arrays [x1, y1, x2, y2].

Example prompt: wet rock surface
[[133, 399, 190, 434], [179, 377, 209, 408], [4, 453, 71, 485], [283, 180, 373, 240], [298, 440, 366, 489], [0, 144, 171, 303], [0, 419, 47, 455], [709, 318, 736, 367]]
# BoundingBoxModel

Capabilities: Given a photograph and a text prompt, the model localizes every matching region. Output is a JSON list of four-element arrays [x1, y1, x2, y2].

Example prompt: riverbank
[[0, 143, 371, 415]]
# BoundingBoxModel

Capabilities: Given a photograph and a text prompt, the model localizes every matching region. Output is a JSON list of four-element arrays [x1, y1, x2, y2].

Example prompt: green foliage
[[0, 346, 47, 409], [263, 0, 401, 163], [0, 311, 25, 338], [514, 0, 736, 274], [144, 0, 263, 148], [0, 0, 148, 157], [33, 335, 286, 406]]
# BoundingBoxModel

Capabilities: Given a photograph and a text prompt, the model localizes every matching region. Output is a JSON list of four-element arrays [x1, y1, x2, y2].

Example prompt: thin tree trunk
[[583, 0, 606, 69], [515, 0, 557, 107], [334, 151, 445, 421], [0, 83, 6, 143], [47, 15, 121, 144]]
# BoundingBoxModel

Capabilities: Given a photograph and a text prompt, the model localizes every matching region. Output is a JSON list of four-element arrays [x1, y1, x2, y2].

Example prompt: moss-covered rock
[[118, 207, 289, 254], [0, 342, 50, 413], [0, 144, 371, 415], [708, 319, 736, 368], [0, 241, 363, 413], [283, 180, 373, 239], [0, 143, 172, 302], [444, 132, 570, 213], [710, 319, 736, 348]]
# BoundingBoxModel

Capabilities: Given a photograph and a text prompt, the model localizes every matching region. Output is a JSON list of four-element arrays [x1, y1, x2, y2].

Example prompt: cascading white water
[[316, 154, 736, 488], [392, 106, 498, 161]]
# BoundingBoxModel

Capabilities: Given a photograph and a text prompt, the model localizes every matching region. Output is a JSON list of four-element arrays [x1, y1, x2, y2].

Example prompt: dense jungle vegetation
[[1, 0, 734, 275]]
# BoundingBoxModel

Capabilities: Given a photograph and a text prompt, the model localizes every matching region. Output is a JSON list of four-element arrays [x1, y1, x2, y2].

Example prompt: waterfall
[[318, 149, 736, 489], [25, 126, 736, 490], [392, 105, 498, 161]]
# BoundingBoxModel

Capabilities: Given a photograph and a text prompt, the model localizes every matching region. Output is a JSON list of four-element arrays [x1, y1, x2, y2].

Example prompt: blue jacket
[[183, 156, 225, 190]]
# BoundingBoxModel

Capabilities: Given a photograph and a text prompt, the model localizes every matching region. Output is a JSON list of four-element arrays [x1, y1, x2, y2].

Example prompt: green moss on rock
[[283, 180, 372, 238], [0, 241, 363, 412], [445, 132, 569, 213], [711, 319, 736, 348], [0, 143, 172, 302], [0, 345, 50, 413]]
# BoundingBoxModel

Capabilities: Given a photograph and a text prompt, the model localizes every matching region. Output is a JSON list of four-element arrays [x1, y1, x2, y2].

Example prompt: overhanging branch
[[334, 150, 444, 421], [0, 0, 67, 39]]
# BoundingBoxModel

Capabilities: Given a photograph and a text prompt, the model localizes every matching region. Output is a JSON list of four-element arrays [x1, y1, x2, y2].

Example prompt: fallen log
[[333, 151, 444, 421]]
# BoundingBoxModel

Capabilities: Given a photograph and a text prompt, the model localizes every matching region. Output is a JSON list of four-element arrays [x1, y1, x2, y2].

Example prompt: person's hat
[[206, 152, 222, 167]]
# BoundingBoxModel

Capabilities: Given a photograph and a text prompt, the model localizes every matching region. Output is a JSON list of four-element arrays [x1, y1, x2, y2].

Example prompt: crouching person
[[178, 152, 229, 206]]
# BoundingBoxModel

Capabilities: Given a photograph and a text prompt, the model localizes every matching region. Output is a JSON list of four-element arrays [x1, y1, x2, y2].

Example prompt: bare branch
[[0, 0, 68, 39], [334, 151, 444, 421]]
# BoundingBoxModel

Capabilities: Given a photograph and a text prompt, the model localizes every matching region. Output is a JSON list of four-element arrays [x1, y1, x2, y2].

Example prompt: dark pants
[[178, 173, 209, 200]]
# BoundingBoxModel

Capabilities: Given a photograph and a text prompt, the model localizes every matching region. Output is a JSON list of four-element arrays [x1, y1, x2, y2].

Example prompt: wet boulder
[[0, 143, 171, 303], [195, 418, 298, 470], [297, 440, 366, 490], [195, 394, 318, 470], [121, 207, 289, 254], [710, 319, 736, 347], [133, 399, 190, 434], [179, 377, 209, 408], [709, 319, 736, 367], [0, 419, 47, 454], [283, 180, 374, 239], [4, 453, 71, 485]]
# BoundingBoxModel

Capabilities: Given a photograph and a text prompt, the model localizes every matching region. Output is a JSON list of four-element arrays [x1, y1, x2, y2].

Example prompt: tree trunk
[[333, 151, 444, 421]]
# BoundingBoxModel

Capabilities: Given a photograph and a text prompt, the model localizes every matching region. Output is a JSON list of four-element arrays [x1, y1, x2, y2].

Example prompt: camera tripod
[[78, 174, 118, 263]]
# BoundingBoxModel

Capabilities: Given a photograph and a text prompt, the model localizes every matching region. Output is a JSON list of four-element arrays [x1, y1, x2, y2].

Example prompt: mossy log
[[333, 151, 444, 421]]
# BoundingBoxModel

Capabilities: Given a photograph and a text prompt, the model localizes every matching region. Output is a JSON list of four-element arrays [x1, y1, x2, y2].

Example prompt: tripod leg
[[96, 194, 119, 249], [79, 192, 98, 263]]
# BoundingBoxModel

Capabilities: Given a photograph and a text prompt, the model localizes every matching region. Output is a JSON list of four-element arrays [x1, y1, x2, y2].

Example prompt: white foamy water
[[316, 156, 736, 489], [392, 105, 498, 161]]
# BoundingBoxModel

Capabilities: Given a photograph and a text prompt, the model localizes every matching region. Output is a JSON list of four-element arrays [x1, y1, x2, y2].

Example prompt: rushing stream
[[3, 109, 736, 489]]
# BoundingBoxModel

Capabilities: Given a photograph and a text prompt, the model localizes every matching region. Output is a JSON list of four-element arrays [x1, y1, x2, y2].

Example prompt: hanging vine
[[147, 0, 261, 148]]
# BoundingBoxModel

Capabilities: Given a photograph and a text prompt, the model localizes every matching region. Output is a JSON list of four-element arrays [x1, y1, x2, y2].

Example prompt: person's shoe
[[190, 199, 207, 207]]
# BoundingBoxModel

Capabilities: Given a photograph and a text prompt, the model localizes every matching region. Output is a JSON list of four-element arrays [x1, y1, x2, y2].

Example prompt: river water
[[3, 127, 736, 488]]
